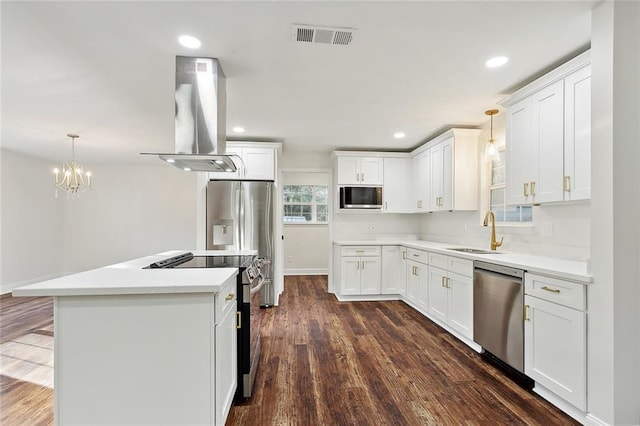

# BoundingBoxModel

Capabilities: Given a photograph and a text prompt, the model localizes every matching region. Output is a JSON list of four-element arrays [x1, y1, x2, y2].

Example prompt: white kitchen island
[[12, 250, 249, 426]]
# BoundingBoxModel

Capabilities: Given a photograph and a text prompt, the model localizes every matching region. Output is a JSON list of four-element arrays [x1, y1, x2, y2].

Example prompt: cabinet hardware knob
[[413, 254, 420, 257], [441, 276, 446, 287], [541, 286, 561, 293], [361, 261, 365, 269], [446, 277, 451, 288], [402, 251, 407, 260], [225, 293, 235, 301], [523, 305, 530, 321], [564, 176, 571, 192], [530, 181, 536, 196], [236, 311, 242, 329], [523, 182, 529, 197]]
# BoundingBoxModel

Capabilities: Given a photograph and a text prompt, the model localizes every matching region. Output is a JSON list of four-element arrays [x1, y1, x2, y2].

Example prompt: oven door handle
[[249, 274, 266, 295]]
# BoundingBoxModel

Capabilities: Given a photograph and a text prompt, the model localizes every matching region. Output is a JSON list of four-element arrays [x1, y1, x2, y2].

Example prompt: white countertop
[[334, 240, 592, 283], [12, 250, 258, 297]]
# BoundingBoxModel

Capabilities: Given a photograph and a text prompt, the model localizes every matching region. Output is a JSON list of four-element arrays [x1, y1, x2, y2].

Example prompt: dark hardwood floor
[[0, 277, 578, 425]]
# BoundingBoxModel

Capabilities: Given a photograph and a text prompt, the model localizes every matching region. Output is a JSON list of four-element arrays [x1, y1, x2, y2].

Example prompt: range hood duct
[[142, 56, 237, 172]]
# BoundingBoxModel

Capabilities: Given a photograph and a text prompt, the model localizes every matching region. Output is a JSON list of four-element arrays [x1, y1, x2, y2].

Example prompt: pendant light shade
[[484, 109, 500, 162]]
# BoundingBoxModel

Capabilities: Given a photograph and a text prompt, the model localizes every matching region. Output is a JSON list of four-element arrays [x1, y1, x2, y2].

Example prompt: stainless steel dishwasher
[[473, 261, 525, 373]]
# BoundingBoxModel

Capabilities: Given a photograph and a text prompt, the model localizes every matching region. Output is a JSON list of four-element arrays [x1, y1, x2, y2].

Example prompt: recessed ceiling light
[[178, 35, 201, 49], [393, 132, 406, 139], [232, 126, 245, 133], [486, 56, 508, 68], [214, 159, 224, 164], [166, 158, 175, 163], [183, 167, 191, 171]]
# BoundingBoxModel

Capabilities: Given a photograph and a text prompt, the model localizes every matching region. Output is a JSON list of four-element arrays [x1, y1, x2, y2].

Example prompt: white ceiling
[[1, 1, 593, 166]]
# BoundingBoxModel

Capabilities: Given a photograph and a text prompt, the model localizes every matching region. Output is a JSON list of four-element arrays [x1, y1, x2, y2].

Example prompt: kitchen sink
[[446, 248, 503, 254]]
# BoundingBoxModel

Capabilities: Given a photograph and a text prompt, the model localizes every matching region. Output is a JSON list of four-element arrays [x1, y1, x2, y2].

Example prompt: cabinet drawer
[[341, 246, 381, 257], [448, 257, 473, 277], [525, 273, 585, 311], [407, 248, 428, 265], [428, 252, 448, 269], [215, 276, 238, 324]]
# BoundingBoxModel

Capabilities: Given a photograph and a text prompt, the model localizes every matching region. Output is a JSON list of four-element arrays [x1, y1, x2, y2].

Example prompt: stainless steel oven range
[[147, 252, 264, 400]]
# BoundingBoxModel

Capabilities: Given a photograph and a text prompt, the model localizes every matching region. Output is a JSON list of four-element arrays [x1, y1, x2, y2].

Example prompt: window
[[490, 150, 532, 223], [283, 185, 328, 224]]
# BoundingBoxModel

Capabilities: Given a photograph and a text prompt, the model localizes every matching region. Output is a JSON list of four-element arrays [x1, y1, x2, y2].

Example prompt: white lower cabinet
[[524, 273, 586, 411], [406, 249, 429, 311], [340, 246, 382, 295], [381, 246, 406, 295], [427, 254, 474, 339], [215, 293, 238, 426]]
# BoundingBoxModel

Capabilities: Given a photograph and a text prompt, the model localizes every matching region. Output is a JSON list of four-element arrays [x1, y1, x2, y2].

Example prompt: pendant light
[[484, 109, 500, 162], [53, 134, 92, 198]]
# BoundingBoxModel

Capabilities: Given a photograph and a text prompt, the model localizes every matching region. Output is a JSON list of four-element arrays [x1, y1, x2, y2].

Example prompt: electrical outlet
[[541, 222, 553, 237], [287, 256, 293, 264], [370, 224, 376, 231]]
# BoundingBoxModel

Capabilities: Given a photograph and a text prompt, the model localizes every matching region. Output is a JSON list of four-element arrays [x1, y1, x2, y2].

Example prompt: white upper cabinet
[[412, 150, 430, 212], [505, 97, 533, 205], [503, 51, 591, 205], [336, 156, 383, 185], [531, 80, 565, 203], [208, 142, 279, 181], [383, 157, 412, 213], [564, 65, 591, 201], [420, 129, 479, 213]]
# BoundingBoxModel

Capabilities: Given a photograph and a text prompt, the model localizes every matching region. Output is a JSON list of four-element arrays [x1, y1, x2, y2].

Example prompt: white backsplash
[[419, 202, 591, 261], [332, 212, 421, 241], [332, 202, 590, 261]]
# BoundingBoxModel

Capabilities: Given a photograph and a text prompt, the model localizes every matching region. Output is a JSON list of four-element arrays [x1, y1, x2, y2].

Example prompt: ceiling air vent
[[291, 24, 356, 46]]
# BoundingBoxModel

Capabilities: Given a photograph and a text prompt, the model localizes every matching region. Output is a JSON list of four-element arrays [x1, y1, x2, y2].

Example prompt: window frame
[[488, 148, 533, 225], [283, 184, 329, 225]]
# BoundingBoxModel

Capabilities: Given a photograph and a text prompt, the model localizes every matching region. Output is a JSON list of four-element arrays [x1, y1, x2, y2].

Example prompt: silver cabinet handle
[[524, 305, 530, 321], [361, 261, 365, 269], [541, 286, 560, 293], [523, 182, 529, 197], [530, 181, 536, 196], [564, 176, 571, 192], [413, 253, 420, 257], [441, 276, 446, 287]]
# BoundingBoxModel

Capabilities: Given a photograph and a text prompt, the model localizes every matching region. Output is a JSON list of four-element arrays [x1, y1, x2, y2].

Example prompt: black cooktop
[[146, 252, 256, 269]]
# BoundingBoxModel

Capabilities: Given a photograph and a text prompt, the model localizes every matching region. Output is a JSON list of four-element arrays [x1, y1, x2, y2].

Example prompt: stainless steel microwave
[[339, 186, 383, 209]]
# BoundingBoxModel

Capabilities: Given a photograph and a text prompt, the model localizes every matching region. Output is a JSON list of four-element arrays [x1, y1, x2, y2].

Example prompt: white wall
[[588, 2, 640, 425], [0, 149, 65, 293], [0, 148, 198, 293], [279, 150, 332, 169], [282, 170, 330, 275], [62, 165, 197, 273]]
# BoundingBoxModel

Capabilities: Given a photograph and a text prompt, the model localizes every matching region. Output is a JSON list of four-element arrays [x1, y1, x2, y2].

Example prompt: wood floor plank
[[0, 276, 579, 425], [227, 275, 578, 426]]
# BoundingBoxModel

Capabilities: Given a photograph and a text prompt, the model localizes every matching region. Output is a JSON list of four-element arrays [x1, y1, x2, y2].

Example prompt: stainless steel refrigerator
[[206, 180, 275, 307]]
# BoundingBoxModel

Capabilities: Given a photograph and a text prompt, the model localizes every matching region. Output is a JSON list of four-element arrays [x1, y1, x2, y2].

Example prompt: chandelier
[[484, 109, 500, 162], [53, 134, 92, 198]]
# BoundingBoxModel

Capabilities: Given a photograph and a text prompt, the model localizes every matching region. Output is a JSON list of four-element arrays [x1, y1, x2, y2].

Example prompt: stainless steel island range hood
[[142, 56, 237, 172]]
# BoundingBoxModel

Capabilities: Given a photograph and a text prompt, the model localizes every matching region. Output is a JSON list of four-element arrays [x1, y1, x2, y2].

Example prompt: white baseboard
[[284, 268, 328, 276], [1, 272, 65, 295], [584, 414, 611, 426]]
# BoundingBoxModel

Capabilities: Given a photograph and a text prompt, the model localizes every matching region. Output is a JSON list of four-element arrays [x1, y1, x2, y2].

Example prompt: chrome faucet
[[483, 211, 504, 251]]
